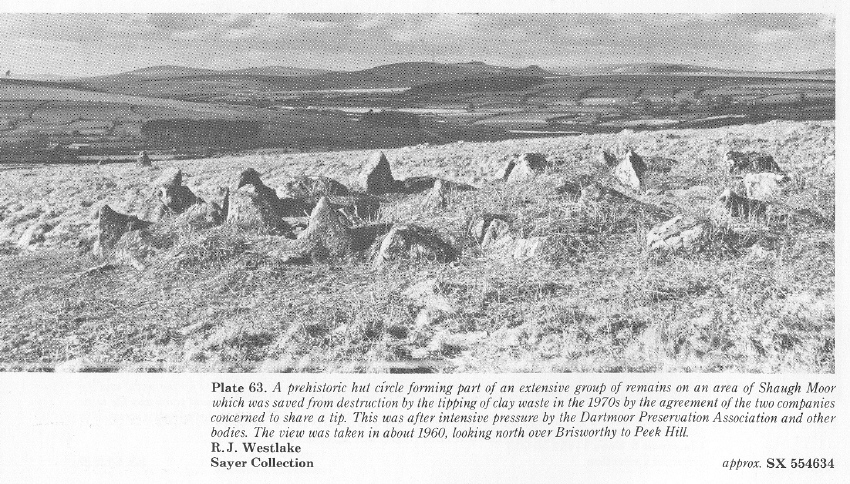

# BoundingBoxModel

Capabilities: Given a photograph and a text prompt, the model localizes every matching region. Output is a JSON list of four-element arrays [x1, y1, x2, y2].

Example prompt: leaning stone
[[611, 149, 646, 191], [743, 172, 791, 202], [93, 205, 152, 257], [372, 224, 456, 267], [359, 151, 396, 194], [646, 216, 710, 252], [297, 197, 352, 259], [505, 153, 548, 183], [496, 158, 516, 181]]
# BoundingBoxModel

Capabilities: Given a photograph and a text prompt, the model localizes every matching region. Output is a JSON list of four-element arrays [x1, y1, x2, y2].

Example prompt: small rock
[[136, 150, 151, 167], [279, 175, 350, 200], [743, 172, 791, 202], [481, 219, 511, 248], [17, 221, 53, 249], [467, 214, 510, 245], [421, 179, 449, 211], [372, 224, 456, 267], [647, 216, 710, 252], [725, 151, 781, 174], [716, 188, 768, 218]]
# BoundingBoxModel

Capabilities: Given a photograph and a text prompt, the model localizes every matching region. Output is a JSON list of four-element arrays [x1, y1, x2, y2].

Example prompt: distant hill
[[609, 63, 724, 74], [224, 66, 329, 77], [79, 61, 556, 96], [554, 63, 835, 78], [554, 63, 732, 75], [292, 62, 555, 89], [797, 68, 835, 75], [84, 64, 329, 82]]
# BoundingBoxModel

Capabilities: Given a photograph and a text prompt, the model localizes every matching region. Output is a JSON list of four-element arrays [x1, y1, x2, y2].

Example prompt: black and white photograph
[[0, 11, 835, 375], [0, 4, 846, 483]]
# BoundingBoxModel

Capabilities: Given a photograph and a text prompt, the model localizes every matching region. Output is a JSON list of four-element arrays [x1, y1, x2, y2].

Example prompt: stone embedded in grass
[[174, 200, 228, 230], [580, 181, 671, 221], [501, 152, 548, 183], [643, 156, 677, 173], [359, 151, 397, 194], [646, 215, 711, 252], [226, 168, 295, 236], [421, 179, 449, 211], [467, 213, 511, 246], [156, 170, 204, 216], [136, 150, 151, 167], [490, 235, 552, 261], [400, 176, 475, 194], [17, 220, 54, 249], [481, 219, 511, 248], [371, 224, 457, 268], [278, 175, 350, 201], [725, 151, 782, 174], [611, 149, 647, 191], [297, 196, 353, 259], [93, 204, 153, 257], [716, 188, 768, 219], [743, 172, 791, 202], [599, 149, 618, 167], [556, 178, 585, 199]]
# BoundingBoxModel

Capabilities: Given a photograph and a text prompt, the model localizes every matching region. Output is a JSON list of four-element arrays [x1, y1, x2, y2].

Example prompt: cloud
[[752, 28, 796, 43], [0, 13, 834, 76]]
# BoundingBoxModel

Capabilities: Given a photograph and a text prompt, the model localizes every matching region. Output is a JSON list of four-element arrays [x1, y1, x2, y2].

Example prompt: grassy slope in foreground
[[0, 120, 834, 373]]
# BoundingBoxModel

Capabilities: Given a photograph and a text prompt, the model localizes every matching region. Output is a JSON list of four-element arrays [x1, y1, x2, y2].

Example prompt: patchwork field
[[0, 120, 834, 373]]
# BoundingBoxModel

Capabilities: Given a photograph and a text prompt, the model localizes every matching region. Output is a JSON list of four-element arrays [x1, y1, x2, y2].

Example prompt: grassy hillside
[[0, 120, 834, 373]]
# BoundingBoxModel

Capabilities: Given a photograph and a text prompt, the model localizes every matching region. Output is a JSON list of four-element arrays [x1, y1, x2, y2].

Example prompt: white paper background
[[0, 1, 846, 483]]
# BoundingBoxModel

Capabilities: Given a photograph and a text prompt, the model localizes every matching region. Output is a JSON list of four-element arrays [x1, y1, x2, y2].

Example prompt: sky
[[0, 13, 835, 77]]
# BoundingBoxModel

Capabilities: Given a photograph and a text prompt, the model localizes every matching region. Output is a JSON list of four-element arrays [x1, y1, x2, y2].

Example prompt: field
[[0, 81, 487, 161], [0, 120, 834, 373], [0, 69, 835, 164]]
